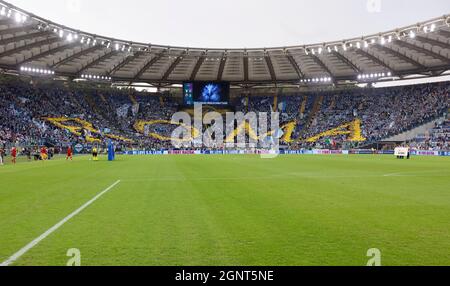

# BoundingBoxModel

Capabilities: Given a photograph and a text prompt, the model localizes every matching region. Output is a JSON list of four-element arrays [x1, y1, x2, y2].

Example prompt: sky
[[6, 0, 450, 49]]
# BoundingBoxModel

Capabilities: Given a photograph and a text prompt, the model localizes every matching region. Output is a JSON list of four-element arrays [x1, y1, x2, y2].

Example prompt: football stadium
[[0, 0, 449, 270]]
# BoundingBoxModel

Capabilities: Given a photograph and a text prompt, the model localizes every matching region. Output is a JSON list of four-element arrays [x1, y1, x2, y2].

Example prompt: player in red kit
[[40, 146, 48, 160], [66, 146, 73, 161], [11, 147, 17, 164]]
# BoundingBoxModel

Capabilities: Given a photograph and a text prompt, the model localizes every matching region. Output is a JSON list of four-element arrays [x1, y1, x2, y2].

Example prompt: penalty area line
[[0, 180, 121, 267]]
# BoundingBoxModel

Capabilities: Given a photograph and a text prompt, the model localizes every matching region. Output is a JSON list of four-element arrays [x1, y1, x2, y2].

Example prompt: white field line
[[0, 180, 121, 267], [122, 171, 450, 183], [383, 170, 449, 177]]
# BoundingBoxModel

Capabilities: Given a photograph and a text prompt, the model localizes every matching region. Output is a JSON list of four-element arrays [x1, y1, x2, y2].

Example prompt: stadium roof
[[0, 0, 449, 88]]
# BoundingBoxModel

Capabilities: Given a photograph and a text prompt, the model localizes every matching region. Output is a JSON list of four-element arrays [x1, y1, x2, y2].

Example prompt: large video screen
[[183, 82, 230, 105]]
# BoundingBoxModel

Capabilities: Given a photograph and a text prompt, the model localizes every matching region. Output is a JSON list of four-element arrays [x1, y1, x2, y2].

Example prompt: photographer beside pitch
[[0, 146, 4, 166]]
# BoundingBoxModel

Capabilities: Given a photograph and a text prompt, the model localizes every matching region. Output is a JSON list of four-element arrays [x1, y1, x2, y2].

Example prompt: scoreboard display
[[183, 81, 230, 105]]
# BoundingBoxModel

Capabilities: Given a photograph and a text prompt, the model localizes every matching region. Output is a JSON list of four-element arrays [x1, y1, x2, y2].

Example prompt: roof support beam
[[243, 54, 249, 82], [0, 36, 59, 58], [51, 45, 103, 68], [286, 50, 304, 79], [394, 40, 450, 65], [108, 52, 143, 76], [332, 51, 361, 73], [310, 54, 333, 77], [374, 44, 427, 69], [217, 53, 227, 81], [355, 48, 394, 71], [190, 53, 205, 81], [133, 51, 166, 81], [0, 30, 50, 46], [17, 42, 77, 66], [162, 51, 187, 81], [264, 52, 277, 81], [0, 24, 37, 37], [77, 50, 117, 76], [415, 35, 450, 50]]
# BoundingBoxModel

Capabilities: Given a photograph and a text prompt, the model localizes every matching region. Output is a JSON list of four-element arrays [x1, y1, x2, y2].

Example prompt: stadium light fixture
[[81, 73, 112, 82], [430, 23, 436, 32], [0, 7, 5, 16], [358, 72, 390, 82], [21, 66, 54, 76], [302, 76, 332, 85], [409, 30, 416, 38], [14, 11, 21, 23]]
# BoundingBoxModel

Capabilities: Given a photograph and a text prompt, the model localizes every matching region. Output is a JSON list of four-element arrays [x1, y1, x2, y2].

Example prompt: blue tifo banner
[[123, 149, 450, 156]]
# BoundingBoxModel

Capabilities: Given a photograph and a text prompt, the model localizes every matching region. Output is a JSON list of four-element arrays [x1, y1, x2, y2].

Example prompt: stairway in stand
[[69, 92, 83, 110], [300, 95, 324, 137], [273, 95, 278, 111], [85, 94, 110, 121], [299, 96, 307, 116], [85, 94, 99, 113], [128, 93, 138, 105], [99, 94, 108, 104], [329, 96, 336, 110]]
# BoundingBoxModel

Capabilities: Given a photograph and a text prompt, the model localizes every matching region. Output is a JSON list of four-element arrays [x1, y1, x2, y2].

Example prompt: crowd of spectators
[[409, 117, 450, 151], [293, 82, 449, 149], [0, 78, 449, 151]]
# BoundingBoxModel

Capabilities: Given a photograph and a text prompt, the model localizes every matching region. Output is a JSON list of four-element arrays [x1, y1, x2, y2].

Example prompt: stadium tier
[[0, 78, 448, 151], [0, 0, 447, 154], [0, 1, 448, 86]]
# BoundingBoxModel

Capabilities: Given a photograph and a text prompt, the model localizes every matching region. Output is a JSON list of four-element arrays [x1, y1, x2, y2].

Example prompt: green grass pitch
[[0, 154, 449, 266]]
